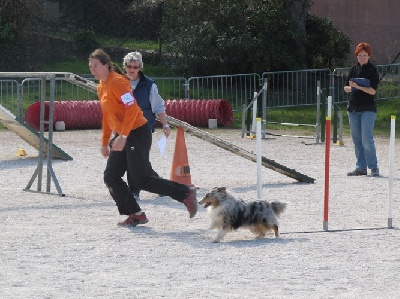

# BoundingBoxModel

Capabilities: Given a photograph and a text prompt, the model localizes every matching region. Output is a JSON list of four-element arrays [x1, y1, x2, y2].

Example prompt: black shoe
[[371, 168, 380, 177], [347, 168, 367, 176]]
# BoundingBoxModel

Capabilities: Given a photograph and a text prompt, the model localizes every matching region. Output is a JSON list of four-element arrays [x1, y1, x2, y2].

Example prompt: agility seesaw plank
[[0, 104, 72, 161], [66, 73, 315, 183]]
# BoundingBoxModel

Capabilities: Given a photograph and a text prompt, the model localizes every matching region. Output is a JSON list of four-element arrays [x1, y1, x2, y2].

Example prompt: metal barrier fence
[[261, 68, 331, 108], [0, 80, 20, 116], [187, 74, 260, 112], [1, 64, 400, 122], [0, 76, 98, 119], [153, 77, 188, 100], [333, 64, 400, 105]]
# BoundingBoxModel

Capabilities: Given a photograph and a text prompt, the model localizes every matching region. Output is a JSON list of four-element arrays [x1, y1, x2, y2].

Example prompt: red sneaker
[[183, 186, 198, 218], [118, 212, 149, 227]]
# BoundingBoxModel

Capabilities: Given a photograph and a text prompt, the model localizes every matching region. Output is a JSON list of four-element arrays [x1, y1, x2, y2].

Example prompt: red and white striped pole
[[323, 96, 332, 231], [388, 115, 396, 228]]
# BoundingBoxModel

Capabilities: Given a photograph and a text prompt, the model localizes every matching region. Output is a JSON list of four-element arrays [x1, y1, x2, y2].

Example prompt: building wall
[[310, 0, 400, 65]]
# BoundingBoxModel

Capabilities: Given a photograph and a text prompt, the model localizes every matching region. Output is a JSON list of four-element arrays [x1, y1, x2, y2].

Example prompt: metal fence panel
[[153, 77, 188, 100], [0, 80, 20, 117], [54, 77, 98, 101], [188, 74, 260, 111], [261, 69, 331, 108], [333, 63, 400, 104]]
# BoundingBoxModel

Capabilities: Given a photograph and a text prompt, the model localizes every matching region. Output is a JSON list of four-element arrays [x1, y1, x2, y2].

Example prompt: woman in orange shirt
[[88, 49, 197, 226]]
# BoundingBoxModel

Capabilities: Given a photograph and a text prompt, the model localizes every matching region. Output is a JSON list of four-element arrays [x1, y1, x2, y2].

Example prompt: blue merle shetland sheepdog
[[199, 187, 287, 243]]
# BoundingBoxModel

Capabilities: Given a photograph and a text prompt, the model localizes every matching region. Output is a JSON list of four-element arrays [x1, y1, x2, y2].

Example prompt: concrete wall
[[310, 0, 400, 65]]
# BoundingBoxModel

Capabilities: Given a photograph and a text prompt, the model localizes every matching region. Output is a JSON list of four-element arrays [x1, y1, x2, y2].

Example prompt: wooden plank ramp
[[0, 104, 72, 161]]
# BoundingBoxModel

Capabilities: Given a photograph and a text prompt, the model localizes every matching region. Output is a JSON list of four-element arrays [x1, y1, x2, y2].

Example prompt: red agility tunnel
[[25, 99, 233, 131], [165, 99, 233, 127], [25, 101, 102, 131]]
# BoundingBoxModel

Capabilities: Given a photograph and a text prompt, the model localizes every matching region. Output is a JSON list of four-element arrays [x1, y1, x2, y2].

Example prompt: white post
[[315, 82, 321, 144], [327, 96, 332, 119], [256, 118, 262, 199], [251, 92, 257, 134], [388, 115, 396, 228]]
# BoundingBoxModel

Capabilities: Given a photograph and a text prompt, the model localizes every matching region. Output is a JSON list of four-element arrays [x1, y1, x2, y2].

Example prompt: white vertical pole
[[388, 115, 396, 228], [316, 82, 321, 144], [256, 118, 262, 199], [261, 79, 268, 139], [327, 96, 332, 118], [251, 92, 257, 134]]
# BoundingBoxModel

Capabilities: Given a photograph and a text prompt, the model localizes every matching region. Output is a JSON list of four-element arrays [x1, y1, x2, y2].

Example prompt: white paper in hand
[[157, 135, 167, 157]]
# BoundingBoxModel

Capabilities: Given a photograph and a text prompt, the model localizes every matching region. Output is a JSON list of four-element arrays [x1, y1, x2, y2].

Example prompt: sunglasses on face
[[126, 65, 140, 69]]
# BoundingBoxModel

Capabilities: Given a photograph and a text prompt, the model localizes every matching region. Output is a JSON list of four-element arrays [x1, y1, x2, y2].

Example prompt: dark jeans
[[104, 123, 189, 215]]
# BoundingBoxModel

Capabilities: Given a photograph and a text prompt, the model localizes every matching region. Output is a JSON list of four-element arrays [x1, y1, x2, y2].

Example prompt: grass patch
[[47, 31, 159, 51], [41, 60, 91, 74], [41, 58, 176, 77]]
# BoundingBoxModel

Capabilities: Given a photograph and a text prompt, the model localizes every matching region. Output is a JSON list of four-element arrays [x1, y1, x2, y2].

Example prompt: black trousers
[[104, 123, 190, 215], [127, 159, 159, 195], [127, 127, 158, 194]]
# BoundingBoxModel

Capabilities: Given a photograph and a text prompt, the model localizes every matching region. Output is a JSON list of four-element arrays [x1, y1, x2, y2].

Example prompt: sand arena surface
[[0, 128, 399, 298]]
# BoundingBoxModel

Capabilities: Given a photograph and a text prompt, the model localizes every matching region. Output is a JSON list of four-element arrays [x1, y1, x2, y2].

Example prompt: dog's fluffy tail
[[271, 201, 287, 217]]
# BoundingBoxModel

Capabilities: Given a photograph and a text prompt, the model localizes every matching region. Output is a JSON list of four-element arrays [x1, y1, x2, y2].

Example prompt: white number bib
[[121, 92, 135, 107]]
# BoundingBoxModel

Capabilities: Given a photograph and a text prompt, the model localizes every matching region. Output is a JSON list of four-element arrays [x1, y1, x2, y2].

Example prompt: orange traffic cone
[[170, 126, 192, 185]]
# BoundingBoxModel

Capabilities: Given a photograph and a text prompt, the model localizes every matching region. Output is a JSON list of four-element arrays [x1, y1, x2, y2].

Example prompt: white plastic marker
[[388, 115, 396, 228], [323, 96, 332, 231], [256, 117, 262, 199]]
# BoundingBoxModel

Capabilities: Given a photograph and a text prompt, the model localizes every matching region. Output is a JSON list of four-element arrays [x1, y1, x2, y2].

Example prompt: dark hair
[[89, 48, 126, 75], [355, 42, 372, 57]]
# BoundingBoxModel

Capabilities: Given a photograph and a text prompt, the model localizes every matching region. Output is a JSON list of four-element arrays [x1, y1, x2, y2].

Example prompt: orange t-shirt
[[97, 71, 147, 146]]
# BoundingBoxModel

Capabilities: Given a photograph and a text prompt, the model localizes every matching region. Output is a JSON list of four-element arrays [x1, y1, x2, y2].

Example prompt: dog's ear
[[217, 187, 226, 192]]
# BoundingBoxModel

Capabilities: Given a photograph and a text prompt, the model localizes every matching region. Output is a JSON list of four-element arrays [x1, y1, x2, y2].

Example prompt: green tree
[[0, 14, 13, 42], [0, 0, 41, 35], [162, 0, 314, 75], [0, 0, 42, 70], [284, 0, 310, 69], [163, 0, 300, 75], [162, 0, 352, 75], [306, 15, 351, 69]]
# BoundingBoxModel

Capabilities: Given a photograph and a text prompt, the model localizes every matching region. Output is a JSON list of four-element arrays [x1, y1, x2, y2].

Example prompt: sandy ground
[[0, 127, 399, 298]]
